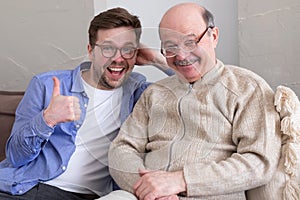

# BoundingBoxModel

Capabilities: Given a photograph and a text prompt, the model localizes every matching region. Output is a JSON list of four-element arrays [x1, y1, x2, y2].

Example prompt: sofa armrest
[[0, 91, 24, 161]]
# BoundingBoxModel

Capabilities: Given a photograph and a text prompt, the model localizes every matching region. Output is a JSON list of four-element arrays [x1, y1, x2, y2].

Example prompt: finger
[[136, 186, 153, 200], [134, 177, 154, 200], [66, 96, 79, 104], [139, 168, 151, 176], [52, 76, 61, 97], [133, 177, 143, 191], [71, 97, 80, 108], [72, 97, 81, 117], [143, 191, 156, 200], [156, 195, 179, 200], [72, 96, 80, 103], [74, 108, 81, 120]]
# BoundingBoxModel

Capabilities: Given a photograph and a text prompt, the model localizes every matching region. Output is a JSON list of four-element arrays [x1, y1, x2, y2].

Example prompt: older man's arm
[[108, 94, 150, 193]]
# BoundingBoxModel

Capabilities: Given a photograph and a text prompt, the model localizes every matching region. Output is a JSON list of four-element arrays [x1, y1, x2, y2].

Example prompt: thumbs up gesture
[[43, 76, 81, 127]]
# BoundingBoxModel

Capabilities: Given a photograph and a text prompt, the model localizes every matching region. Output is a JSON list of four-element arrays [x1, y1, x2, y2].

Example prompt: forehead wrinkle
[[160, 27, 198, 44]]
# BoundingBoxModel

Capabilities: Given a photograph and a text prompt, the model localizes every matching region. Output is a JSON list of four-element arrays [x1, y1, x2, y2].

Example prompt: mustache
[[174, 58, 199, 66], [104, 60, 128, 69]]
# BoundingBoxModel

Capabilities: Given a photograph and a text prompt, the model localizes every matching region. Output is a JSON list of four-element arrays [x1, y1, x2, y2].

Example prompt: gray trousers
[[97, 190, 137, 200], [0, 183, 137, 200]]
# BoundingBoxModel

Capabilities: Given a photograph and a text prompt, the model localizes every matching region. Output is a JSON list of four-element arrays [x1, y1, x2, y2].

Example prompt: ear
[[87, 44, 94, 60], [211, 27, 219, 48]]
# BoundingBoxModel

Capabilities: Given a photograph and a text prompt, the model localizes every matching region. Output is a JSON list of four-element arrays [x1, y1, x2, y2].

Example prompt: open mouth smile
[[106, 66, 126, 79], [174, 58, 198, 67], [107, 67, 125, 73]]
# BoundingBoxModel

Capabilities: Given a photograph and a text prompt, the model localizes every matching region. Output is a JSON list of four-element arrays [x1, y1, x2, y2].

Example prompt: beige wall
[[0, 1, 94, 91], [0, 1, 299, 97], [238, 0, 300, 95]]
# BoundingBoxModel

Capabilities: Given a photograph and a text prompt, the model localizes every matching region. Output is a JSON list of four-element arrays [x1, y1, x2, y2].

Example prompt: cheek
[[93, 54, 109, 65], [92, 57, 110, 72], [127, 57, 136, 68], [194, 46, 211, 58], [166, 58, 176, 68]]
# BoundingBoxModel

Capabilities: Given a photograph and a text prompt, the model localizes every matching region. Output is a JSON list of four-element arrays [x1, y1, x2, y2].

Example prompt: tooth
[[109, 68, 123, 72]]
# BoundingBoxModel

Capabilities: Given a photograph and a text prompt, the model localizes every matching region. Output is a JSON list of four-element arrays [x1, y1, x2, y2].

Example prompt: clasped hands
[[133, 169, 186, 200]]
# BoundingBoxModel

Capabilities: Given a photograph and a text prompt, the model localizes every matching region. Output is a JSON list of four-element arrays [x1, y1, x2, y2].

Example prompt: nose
[[113, 49, 125, 61], [175, 48, 190, 60]]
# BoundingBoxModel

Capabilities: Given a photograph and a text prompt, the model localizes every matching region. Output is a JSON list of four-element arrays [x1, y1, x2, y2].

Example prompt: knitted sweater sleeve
[[108, 92, 149, 193], [183, 83, 282, 196]]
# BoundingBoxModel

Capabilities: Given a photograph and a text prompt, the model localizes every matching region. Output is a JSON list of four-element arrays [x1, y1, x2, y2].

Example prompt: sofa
[[0, 91, 24, 161], [0, 87, 299, 200]]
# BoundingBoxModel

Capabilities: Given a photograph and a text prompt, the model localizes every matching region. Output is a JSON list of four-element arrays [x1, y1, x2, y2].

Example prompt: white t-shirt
[[45, 77, 122, 196]]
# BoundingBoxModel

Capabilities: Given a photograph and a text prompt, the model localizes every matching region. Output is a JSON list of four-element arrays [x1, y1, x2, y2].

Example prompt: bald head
[[160, 3, 214, 32]]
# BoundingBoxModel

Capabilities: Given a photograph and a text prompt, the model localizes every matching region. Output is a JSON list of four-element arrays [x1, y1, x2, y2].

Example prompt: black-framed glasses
[[94, 44, 137, 59], [161, 26, 214, 58]]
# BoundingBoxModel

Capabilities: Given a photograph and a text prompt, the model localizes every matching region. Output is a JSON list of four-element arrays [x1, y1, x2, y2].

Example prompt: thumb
[[52, 76, 61, 97], [138, 168, 151, 176]]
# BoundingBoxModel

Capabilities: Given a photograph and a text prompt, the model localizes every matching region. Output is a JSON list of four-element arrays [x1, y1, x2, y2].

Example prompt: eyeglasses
[[161, 26, 214, 58], [94, 44, 137, 59]]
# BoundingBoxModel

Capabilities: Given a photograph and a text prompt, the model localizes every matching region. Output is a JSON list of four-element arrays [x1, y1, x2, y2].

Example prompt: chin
[[110, 79, 125, 89]]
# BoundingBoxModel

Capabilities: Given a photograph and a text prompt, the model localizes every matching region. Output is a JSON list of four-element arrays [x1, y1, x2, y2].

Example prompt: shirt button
[[18, 190, 23, 194], [76, 124, 80, 129], [84, 104, 88, 108], [48, 132, 52, 135], [62, 166, 66, 171]]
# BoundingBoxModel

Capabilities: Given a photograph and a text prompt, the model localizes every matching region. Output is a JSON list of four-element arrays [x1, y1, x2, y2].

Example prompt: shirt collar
[[71, 61, 91, 93]]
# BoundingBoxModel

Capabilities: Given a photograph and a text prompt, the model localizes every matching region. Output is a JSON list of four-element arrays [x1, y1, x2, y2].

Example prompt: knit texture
[[109, 60, 281, 199], [247, 85, 300, 200]]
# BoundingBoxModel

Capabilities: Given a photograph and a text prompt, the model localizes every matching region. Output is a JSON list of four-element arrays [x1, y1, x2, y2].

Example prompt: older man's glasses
[[94, 44, 137, 59], [161, 26, 214, 58]]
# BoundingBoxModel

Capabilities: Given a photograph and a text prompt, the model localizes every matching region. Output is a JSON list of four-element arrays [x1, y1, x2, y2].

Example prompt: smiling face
[[159, 3, 219, 83], [86, 27, 137, 90]]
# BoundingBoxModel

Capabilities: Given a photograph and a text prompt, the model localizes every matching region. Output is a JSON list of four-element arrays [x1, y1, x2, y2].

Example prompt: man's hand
[[43, 76, 81, 127], [133, 169, 186, 200], [136, 44, 168, 70]]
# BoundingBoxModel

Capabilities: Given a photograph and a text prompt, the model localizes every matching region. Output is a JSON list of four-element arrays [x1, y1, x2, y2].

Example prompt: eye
[[167, 47, 179, 54], [122, 46, 135, 54], [164, 43, 178, 50], [164, 43, 177, 48], [101, 46, 115, 52], [184, 40, 196, 48]]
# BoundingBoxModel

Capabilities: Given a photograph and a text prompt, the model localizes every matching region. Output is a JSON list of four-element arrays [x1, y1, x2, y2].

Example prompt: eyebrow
[[99, 41, 136, 47], [185, 33, 197, 38], [162, 33, 198, 44]]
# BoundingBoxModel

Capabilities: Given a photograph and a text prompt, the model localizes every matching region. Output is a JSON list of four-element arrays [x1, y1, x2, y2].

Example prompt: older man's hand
[[133, 169, 186, 200]]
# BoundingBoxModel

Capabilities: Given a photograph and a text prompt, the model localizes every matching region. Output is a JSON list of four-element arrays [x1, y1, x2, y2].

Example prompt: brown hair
[[88, 7, 142, 48]]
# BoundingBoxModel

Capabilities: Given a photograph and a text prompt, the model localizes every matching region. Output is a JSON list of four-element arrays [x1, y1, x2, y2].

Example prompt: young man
[[109, 3, 281, 200], [0, 7, 172, 200]]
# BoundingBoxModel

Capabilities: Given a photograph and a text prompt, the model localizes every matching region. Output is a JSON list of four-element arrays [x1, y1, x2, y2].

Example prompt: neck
[[81, 70, 102, 89]]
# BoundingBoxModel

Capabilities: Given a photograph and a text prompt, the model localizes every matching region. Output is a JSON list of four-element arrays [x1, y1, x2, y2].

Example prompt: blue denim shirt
[[0, 61, 167, 195]]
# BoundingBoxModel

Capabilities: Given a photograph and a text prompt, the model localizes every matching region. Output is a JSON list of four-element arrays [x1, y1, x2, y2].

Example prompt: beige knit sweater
[[109, 60, 281, 199]]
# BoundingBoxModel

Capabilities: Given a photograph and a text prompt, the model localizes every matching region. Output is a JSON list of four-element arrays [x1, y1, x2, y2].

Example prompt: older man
[[109, 3, 281, 200]]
